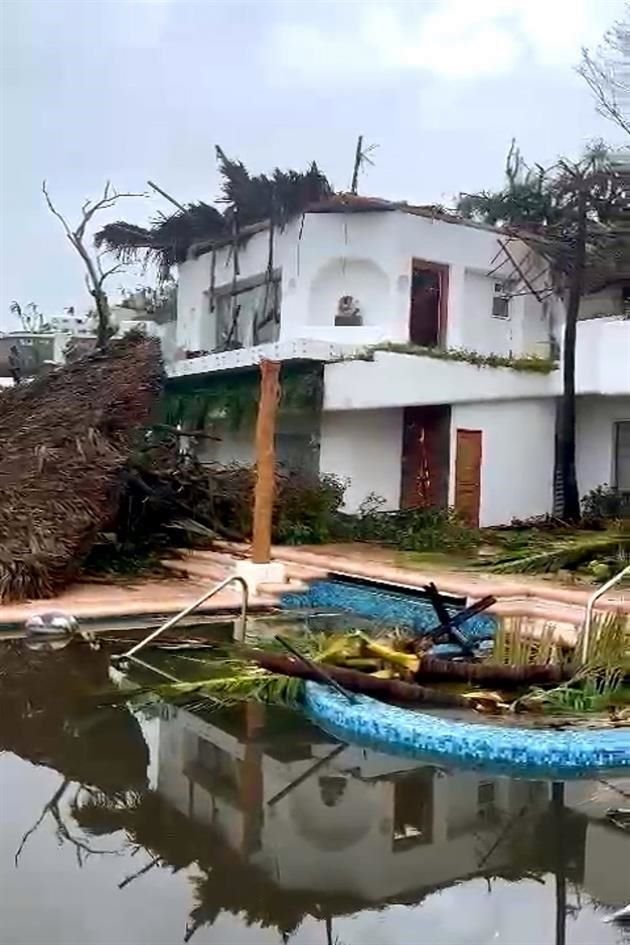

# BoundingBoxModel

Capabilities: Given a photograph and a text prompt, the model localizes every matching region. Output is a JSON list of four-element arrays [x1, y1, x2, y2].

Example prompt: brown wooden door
[[454, 429, 482, 527], [409, 261, 449, 348], [401, 406, 450, 509]]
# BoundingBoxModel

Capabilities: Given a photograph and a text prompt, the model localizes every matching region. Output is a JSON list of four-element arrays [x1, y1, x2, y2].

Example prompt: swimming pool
[[281, 577, 630, 777], [281, 577, 496, 656]]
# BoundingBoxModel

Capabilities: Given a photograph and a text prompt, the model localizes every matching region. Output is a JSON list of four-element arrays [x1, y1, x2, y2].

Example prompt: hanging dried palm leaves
[[0, 332, 163, 601]]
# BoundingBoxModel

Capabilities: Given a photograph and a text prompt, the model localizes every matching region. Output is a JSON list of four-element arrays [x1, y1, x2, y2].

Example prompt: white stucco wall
[[458, 270, 517, 356], [323, 351, 556, 411], [449, 399, 556, 526], [176, 255, 215, 351], [575, 318, 630, 395], [319, 409, 403, 512], [177, 210, 550, 358], [197, 412, 319, 473], [576, 395, 630, 495]]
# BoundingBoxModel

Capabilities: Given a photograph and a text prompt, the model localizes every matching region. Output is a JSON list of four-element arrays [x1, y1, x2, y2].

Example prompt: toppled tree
[[42, 180, 145, 348], [459, 142, 630, 521], [0, 332, 163, 601]]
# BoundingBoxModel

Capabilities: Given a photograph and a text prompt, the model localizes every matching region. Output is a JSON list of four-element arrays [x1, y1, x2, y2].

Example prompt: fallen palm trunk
[[414, 655, 572, 688], [243, 648, 480, 709]]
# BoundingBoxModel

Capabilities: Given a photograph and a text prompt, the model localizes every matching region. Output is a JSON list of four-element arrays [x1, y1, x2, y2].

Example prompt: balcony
[[323, 348, 557, 411], [166, 338, 363, 380]]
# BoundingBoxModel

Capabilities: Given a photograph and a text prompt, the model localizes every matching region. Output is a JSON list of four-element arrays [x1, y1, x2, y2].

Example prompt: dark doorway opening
[[400, 405, 451, 509], [409, 260, 448, 347]]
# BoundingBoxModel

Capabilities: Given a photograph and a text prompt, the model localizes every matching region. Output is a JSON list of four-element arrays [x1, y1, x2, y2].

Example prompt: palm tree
[[459, 142, 630, 521], [95, 148, 332, 281]]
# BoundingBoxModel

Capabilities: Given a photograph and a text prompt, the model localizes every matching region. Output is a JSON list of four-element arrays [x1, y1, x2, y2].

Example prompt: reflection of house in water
[[565, 778, 630, 910], [156, 705, 555, 905]]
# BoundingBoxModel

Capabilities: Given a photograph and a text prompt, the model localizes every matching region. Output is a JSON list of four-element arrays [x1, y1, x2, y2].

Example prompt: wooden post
[[252, 359, 281, 563]]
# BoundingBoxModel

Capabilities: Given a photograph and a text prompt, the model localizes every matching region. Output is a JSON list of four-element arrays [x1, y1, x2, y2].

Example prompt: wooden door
[[454, 429, 482, 527], [401, 406, 450, 509], [409, 260, 449, 348]]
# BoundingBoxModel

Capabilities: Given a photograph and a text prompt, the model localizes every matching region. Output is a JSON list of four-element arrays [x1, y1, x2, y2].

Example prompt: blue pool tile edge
[[281, 579, 496, 641], [304, 682, 630, 779]]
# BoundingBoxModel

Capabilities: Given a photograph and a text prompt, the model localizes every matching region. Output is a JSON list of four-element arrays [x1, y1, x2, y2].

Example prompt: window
[[392, 770, 434, 851], [477, 780, 498, 823], [214, 272, 281, 350], [492, 282, 511, 319], [622, 285, 630, 318], [615, 421, 630, 492]]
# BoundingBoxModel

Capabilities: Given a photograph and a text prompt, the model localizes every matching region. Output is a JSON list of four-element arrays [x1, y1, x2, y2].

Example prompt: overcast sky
[[0, 0, 626, 329]]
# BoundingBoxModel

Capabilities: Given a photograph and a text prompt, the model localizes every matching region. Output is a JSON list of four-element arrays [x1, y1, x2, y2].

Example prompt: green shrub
[[582, 484, 630, 523], [336, 497, 481, 553], [274, 471, 346, 544]]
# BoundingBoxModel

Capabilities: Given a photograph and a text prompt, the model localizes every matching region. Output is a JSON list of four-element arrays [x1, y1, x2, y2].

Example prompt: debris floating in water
[[24, 611, 79, 651]]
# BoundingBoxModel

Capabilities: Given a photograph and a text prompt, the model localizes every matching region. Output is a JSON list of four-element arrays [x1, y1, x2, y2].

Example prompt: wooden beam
[[251, 360, 281, 563]]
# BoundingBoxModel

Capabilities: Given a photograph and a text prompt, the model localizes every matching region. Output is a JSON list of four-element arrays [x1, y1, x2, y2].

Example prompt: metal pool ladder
[[581, 563, 630, 663], [118, 573, 249, 663]]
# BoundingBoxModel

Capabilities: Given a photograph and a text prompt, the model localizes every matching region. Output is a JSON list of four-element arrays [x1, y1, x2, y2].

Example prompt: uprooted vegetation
[[82, 441, 347, 578], [106, 609, 630, 727], [0, 332, 626, 600], [0, 333, 163, 601], [82, 444, 629, 583]]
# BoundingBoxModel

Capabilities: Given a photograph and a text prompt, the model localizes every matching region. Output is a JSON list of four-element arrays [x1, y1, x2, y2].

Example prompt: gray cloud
[[0, 0, 625, 329]]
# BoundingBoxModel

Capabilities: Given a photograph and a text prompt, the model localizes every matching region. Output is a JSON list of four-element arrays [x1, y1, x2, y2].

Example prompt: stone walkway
[[1, 542, 627, 635]]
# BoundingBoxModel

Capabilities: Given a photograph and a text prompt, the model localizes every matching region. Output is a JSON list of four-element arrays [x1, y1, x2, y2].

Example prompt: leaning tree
[[459, 142, 630, 521]]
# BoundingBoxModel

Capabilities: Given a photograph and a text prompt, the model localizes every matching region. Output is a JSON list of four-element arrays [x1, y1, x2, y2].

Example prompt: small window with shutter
[[614, 421, 630, 492], [492, 282, 510, 319]]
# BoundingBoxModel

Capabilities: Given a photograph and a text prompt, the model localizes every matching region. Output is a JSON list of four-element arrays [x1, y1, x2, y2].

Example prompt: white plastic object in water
[[23, 611, 79, 651]]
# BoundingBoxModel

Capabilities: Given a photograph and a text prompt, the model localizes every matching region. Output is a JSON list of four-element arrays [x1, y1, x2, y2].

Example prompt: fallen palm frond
[[103, 669, 305, 713], [0, 333, 163, 601], [581, 611, 630, 671], [107, 635, 499, 712], [490, 617, 560, 667], [484, 532, 630, 574], [95, 150, 332, 280], [516, 677, 630, 715], [514, 612, 630, 713]]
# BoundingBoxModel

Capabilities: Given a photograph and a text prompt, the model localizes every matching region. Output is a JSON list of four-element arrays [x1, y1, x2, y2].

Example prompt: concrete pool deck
[[0, 542, 627, 639]]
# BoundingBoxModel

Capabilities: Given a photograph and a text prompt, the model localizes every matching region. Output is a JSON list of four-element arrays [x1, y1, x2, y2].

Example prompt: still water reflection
[[0, 645, 629, 945]]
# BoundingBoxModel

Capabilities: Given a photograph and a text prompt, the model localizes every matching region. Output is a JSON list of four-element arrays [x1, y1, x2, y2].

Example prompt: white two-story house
[[167, 195, 630, 527]]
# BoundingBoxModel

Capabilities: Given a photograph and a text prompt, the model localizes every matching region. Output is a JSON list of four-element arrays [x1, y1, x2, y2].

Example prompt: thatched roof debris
[[0, 332, 163, 601]]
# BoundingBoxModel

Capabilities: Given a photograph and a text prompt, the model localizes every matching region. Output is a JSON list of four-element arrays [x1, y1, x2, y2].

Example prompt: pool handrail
[[118, 573, 249, 661], [581, 563, 630, 663]]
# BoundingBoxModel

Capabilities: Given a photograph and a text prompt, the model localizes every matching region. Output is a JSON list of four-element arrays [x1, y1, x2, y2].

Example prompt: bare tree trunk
[[415, 655, 571, 688], [559, 187, 587, 522], [93, 288, 111, 350], [243, 648, 474, 708]]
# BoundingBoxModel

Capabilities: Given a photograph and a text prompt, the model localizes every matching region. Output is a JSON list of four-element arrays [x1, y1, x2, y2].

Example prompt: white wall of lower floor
[[192, 392, 630, 528], [319, 409, 403, 512], [576, 395, 630, 496], [449, 399, 556, 526]]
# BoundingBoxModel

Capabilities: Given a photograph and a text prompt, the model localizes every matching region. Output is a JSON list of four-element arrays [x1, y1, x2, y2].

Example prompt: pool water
[[1, 644, 629, 945], [281, 578, 496, 657]]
